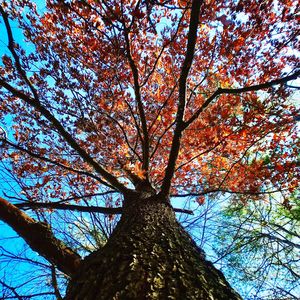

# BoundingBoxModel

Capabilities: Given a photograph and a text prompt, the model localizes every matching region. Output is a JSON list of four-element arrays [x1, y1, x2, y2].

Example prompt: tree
[[212, 193, 300, 299], [0, 0, 299, 298]]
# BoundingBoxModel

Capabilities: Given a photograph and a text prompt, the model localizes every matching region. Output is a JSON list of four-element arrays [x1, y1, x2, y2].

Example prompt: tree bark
[[0, 197, 81, 276], [65, 195, 242, 299]]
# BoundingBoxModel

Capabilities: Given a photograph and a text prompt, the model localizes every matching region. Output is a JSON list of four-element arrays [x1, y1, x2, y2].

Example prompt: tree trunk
[[65, 195, 242, 299]]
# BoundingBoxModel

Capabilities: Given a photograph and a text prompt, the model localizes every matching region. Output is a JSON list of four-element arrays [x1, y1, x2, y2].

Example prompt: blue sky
[[0, 2, 299, 299], [0, 6, 55, 298]]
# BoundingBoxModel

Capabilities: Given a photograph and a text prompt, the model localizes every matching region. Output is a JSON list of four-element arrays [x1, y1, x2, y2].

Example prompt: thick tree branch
[[160, 0, 203, 196], [184, 71, 300, 129], [0, 7, 130, 194], [3, 139, 114, 189], [51, 265, 63, 300], [171, 188, 292, 197], [0, 6, 39, 101], [15, 201, 193, 215], [0, 197, 81, 276], [123, 25, 150, 174], [0, 80, 129, 193]]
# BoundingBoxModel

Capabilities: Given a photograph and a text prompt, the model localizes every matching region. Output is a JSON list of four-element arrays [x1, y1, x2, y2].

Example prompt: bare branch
[[268, 223, 300, 239], [258, 232, 300, 250], [173, 208, 193, 215], [0, 280, 23, 300], [3, 191, 118, 205], [15, 201, 193, 215], [15, 202, 123, 215]]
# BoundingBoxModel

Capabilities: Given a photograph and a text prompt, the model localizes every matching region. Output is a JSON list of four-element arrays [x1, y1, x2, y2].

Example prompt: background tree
[[212, 193, 300, 299], [0, 0, 299, 299]]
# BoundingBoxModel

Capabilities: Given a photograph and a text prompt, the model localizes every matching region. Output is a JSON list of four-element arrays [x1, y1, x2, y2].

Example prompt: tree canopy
[[0, 0, 299, 299]]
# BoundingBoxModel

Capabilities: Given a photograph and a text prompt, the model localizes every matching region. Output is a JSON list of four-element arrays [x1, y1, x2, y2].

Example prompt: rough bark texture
[[0, 197, 81, 276], [65, 195, 242, 299]]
